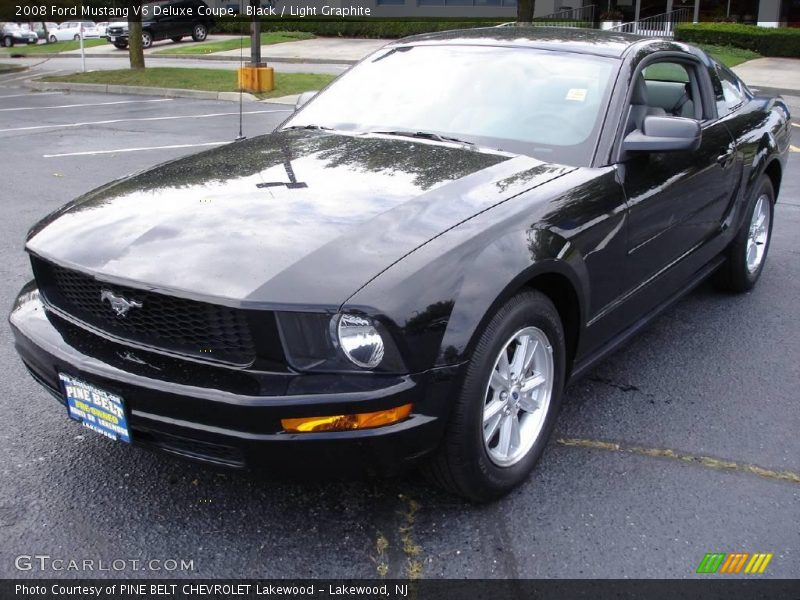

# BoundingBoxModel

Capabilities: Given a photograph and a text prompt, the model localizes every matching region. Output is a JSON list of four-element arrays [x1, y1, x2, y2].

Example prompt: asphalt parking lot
[[0, 79, 798, 579]]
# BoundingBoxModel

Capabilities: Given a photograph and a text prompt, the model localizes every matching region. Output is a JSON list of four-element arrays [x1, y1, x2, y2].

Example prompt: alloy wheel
[[746, 194, 771, 274], [482, 326, 554, 467]]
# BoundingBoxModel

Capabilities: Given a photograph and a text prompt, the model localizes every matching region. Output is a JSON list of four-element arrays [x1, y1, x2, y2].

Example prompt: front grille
[[33, 258, 256, 366], [108, 27, 124, 35]]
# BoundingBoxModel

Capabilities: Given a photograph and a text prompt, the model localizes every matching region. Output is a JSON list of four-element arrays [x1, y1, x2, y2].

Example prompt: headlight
[[334, 313, 385, 369], [276, 311, 405, 373]]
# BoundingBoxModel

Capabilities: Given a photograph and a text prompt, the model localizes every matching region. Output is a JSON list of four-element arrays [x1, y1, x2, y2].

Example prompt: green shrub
[[213, 18, 506, 38], [675, 22, 800, 57]]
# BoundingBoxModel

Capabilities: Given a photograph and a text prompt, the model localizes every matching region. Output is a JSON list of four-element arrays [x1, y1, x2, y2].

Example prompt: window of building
[[419, 0, 516, 5]]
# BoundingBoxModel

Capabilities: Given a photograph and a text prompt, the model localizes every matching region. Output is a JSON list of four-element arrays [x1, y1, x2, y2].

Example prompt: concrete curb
[[0, 65, 28, 74], [150, 53, 358, 65], [1, 52, 355, 65], [24, 79, 260, 102]]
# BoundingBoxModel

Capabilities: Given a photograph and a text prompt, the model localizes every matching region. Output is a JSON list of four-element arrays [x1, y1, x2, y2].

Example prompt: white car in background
[[48, 21, 99, 42], [96, 22, 109, 38]]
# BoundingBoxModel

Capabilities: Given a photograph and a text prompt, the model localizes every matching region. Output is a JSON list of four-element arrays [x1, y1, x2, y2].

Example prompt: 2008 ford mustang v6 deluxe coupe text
[[10, 28, 790, 501]]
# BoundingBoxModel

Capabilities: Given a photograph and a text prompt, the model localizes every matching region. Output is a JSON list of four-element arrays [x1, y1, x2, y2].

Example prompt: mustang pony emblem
[[100, 290, 143, 317]]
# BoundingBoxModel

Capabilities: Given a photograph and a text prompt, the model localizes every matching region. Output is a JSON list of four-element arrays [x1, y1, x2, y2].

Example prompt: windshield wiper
[[282, 124, 334, 131], [367, 130, 475, 147]]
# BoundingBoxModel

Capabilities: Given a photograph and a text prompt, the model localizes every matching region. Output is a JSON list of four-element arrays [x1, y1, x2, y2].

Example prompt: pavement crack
[[367, 490, 424, 579], [588, 376, 642, 393], [556, 437, 800, 485], [398, 494, 423, 580]]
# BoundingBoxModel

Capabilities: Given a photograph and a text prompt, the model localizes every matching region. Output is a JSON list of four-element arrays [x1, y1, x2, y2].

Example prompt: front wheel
[[424, 290, 566, 502], [191, 23, 208, 42], [73, 34, 80, 41], [141, 31, 153, 49], [48, 35, 57, 43], [2, 36, 13, 48], [713, 175, 775, 292]]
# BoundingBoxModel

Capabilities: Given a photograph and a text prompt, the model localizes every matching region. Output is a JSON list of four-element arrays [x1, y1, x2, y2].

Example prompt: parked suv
[[106, 0, 212, 50]]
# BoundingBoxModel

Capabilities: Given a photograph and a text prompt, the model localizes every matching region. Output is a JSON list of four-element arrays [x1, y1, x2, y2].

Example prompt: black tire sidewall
[[456, 292, 566, 499]]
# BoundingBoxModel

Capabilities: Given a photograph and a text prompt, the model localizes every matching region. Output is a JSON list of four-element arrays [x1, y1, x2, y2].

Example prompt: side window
[[640, 61, 700, 120], [715, 63, 745, 116]]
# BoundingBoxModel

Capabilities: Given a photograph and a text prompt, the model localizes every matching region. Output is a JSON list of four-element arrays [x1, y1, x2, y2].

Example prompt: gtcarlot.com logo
[[15, 555, 195, 572], [696, 552, 773, 574]]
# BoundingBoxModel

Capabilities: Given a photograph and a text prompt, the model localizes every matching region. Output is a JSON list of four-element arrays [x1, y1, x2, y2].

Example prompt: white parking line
[[0, 109, 292, 133], [0, 91, 64, 99], [44, 141, 229, 158], [0, 98, 173, 112]]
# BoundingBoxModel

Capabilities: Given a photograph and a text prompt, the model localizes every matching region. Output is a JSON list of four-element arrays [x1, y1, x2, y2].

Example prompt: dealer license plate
[[60, 373, 131, 443]]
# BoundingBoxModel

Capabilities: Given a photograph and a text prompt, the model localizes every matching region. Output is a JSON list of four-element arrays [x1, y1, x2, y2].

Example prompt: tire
[[73, 34, 80, 41], [191, 23, 208, 42], [113, 42, 128, 49], [2, 36, 13, 48], [48, 35, 57, 44], [141, 31, 153, 49], [424, 290, 566, 502], [713, 175, 775, 293], [171, 36, 183, 43]]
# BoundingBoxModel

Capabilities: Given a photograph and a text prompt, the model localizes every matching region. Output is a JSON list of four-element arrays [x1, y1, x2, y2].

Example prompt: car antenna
[[235, 17, 246, 142]]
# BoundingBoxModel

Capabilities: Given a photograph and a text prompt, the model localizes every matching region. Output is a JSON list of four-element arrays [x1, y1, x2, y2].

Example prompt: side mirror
[[623, 115, 701, 153], [295, 90, 318, 111]]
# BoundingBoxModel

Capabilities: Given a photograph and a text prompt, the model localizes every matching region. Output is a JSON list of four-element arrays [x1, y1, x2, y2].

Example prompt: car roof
[[391, 26, 654, 59]]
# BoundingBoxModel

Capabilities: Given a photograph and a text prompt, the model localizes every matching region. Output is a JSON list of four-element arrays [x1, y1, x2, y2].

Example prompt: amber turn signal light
[[281, 404, 412, 433]]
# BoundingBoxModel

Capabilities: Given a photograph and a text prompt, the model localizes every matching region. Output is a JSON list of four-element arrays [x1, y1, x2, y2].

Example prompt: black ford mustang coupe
[[10, 28, 790, 501]]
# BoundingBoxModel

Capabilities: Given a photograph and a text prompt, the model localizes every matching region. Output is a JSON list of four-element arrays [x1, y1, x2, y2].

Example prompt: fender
[[436, 228, 588, 369], [725, 98, 787, 237], [344, 167, 626, 374]]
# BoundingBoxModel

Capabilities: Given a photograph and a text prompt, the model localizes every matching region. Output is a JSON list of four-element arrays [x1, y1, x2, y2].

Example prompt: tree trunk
[[517, 0, 535, 22], [127, 1, 145, 69]]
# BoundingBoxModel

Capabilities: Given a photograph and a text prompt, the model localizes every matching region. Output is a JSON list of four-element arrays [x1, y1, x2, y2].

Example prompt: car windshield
[[284, 44, 619, 166]]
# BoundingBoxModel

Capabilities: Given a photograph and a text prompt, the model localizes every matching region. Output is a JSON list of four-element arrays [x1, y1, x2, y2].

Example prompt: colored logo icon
[[696, 553, 773, 574]]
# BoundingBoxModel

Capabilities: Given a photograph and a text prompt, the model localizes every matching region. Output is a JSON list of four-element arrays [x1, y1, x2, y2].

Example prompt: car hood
[[27, 130, 573, 309]]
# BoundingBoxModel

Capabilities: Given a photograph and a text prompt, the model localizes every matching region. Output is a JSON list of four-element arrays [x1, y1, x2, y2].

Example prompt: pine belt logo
[[696, 552, 774, 574]]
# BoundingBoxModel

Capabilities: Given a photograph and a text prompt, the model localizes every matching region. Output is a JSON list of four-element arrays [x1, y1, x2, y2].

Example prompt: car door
[[616, 55, 738, 315], [57, 23, 71, 41], [155, 0, 182, 38]]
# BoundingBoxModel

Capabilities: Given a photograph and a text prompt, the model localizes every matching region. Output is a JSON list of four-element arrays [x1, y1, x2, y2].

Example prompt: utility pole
[[237, 0, 273, 92]]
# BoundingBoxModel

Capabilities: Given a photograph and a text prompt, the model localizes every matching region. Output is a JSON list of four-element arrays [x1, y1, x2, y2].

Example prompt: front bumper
[[10, 282, 459, 477]]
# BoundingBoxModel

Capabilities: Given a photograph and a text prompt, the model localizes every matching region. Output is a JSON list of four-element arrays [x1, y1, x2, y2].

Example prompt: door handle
[[717, 150, 735, 167]]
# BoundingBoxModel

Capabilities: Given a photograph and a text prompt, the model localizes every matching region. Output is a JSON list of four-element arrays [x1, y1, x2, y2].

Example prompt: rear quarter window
[[714, 62, 748, 116]]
